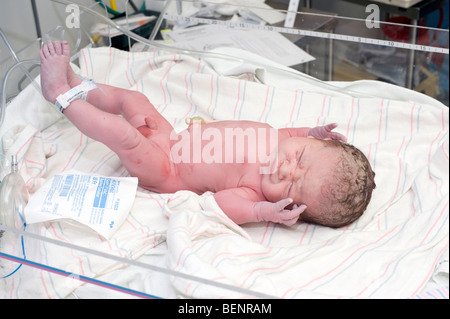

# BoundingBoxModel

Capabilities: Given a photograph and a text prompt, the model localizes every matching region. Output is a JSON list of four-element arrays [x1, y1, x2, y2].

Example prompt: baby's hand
[[308, 123, 347, 142], [254, 198, 306, 226]]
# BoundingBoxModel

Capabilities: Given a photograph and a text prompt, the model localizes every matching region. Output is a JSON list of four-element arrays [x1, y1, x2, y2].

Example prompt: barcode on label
[[59, 175, 74, 197]]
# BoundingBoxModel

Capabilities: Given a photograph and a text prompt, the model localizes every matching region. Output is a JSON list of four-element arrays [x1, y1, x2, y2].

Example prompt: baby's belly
[[165, 120, 278, 193], [174, 161, 260, 195], [171, 121, 277, 169]]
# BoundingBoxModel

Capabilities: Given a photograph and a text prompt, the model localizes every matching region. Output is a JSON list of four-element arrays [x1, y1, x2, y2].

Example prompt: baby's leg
[[40, 40, 116, 111], [60, 42, 172, 133], [40, 42, 175, 189], [40, 41, 143, 153]]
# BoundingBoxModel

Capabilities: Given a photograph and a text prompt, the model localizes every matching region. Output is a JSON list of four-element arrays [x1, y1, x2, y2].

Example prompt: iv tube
[[0, 155, 28, 278]]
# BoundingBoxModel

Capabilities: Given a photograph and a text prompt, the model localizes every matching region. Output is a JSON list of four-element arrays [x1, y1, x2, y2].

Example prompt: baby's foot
[[63, 42, 83, 88], [40, 41, 72, 103]]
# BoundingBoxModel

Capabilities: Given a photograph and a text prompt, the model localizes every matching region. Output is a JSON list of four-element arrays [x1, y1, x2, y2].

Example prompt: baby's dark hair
[[300, 140, 376, 228]]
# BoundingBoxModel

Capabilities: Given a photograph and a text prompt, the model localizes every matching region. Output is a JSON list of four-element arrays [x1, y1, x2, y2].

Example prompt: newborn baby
[[40, 41, 375, 228]]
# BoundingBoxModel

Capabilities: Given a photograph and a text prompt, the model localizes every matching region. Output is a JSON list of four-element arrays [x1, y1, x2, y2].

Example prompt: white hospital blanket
[[1, 46, 448, 299]]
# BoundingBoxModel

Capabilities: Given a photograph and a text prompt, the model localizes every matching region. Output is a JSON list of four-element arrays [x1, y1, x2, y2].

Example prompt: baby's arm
[[280, 123, 347, 142], [214, 188, 306, 226], [279, 127, 310, 138]]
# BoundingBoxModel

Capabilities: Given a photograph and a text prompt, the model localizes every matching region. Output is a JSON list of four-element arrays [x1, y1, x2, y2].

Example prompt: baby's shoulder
[[236, 171, 265, 198]]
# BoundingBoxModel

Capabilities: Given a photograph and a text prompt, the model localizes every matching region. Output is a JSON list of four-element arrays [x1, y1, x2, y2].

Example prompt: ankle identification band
[[55, 79, 98, 112]]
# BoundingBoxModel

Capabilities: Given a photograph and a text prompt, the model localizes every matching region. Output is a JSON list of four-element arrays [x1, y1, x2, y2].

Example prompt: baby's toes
[[40, 43, 50, 59], [62, 41, 71, 58], [47, 42, 56, 55], [53, 41, 62, 55]]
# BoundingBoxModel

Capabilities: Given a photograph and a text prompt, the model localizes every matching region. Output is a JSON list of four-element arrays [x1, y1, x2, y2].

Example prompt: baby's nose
[[279, 159, 295, 180]]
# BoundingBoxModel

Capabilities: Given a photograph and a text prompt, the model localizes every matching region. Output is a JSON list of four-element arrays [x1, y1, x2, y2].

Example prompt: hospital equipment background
[[1, 0, 448, 105]]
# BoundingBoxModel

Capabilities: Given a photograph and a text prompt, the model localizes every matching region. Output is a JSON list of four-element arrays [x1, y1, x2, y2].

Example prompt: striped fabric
[[0, 46, 447, 298]]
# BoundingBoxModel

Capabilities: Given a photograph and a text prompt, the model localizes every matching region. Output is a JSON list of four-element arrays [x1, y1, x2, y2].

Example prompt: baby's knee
[[126, 90, 148, 103]]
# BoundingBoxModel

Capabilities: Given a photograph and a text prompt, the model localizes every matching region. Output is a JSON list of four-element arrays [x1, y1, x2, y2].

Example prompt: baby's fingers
[[324, 123, 338, 131], [280, 204, 307, 226], [324, 123, 347, 142], [275, 198, 293, 211], [282, 217, 298, 227], [330, 131, 347, 142], [293, 204, 307, 215]]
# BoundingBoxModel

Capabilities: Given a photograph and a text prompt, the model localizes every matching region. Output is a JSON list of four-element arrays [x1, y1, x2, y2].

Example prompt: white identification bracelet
[[55, 79, 98, 112]]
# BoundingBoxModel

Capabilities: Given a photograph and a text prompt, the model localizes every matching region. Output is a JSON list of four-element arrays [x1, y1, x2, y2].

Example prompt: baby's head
[[300, 140, 376, 228], [261, 137, 375, 228]]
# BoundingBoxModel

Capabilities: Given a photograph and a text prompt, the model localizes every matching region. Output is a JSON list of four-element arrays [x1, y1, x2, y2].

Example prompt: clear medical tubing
[[0, 0, 378, 128], [0, 29, 37, 86], [0, 60, 40, 128], [0, 27, 42, 128], [0, 155, 29, 278], [0, 155, 29, 237], [49, 0, 366, 92]]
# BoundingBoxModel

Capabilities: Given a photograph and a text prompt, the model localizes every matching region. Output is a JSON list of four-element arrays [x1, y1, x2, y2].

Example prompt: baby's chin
[[260, 174, 281, 202]]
